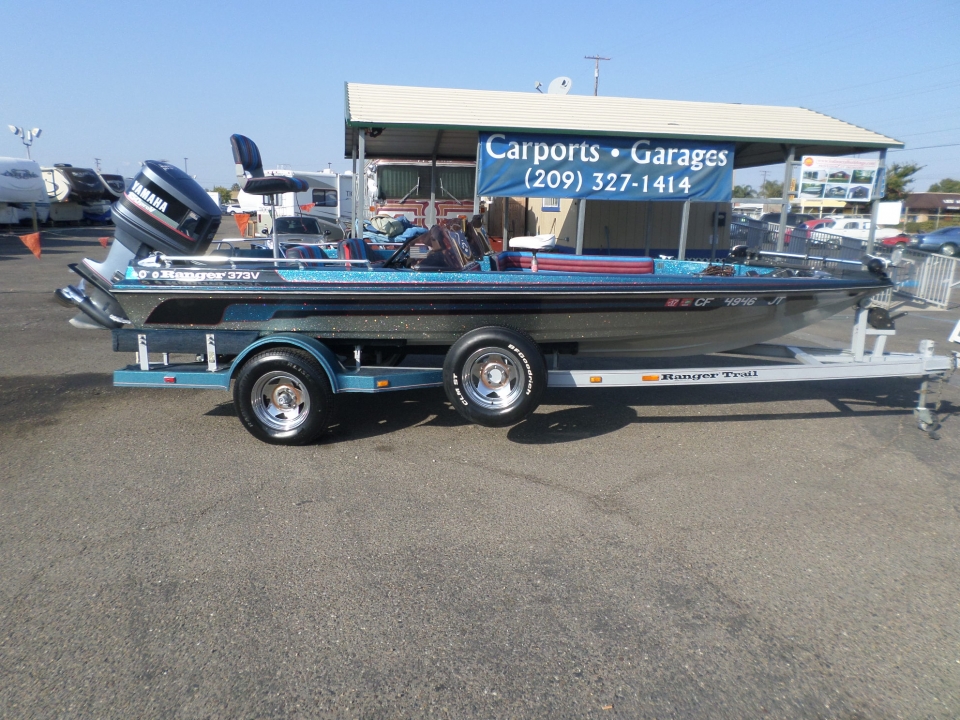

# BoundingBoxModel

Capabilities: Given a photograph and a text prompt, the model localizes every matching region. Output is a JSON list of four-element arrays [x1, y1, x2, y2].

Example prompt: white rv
[[237, 169, 354, 240], [0, 157, 48, 225], [42, 164, 113, 222]]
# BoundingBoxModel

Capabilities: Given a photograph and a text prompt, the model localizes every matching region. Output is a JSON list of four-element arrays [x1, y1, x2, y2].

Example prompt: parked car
[[880, 232, 911, 248], [222, 203, 243, 215], [758, 212, 815, 227], [908, 226, 960, 256], [785, 217, 836, 243]]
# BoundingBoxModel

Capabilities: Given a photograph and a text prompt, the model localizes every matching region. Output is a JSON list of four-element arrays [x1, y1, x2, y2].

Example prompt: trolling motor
[[55, 160, 222, 329]]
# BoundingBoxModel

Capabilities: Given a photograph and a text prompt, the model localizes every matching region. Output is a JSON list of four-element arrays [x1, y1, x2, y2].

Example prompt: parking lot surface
[[2, 227, 960, 718]]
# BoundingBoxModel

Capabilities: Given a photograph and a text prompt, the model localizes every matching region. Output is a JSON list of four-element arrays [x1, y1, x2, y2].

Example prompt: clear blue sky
[[2, 0, 958, 193]]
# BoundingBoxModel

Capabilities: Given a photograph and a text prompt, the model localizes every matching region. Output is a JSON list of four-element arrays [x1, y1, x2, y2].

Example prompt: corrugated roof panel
[[345, 83, 902, 150]]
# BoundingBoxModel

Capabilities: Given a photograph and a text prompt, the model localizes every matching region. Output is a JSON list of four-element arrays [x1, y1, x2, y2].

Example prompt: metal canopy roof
[[344, 83, 902, 169]]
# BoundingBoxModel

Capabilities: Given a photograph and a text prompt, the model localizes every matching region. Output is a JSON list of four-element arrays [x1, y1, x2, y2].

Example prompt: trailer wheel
[[234, 348, 333, 445], [443, 327, 545, 427]]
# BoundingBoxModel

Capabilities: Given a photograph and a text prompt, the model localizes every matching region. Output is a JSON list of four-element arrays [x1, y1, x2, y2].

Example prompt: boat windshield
[[275, 217, 324, 235], [388, 225, 470, 271]]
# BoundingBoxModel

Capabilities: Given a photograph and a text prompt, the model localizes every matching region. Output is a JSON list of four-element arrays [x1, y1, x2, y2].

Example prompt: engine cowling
[[113, 160, 221, 257]]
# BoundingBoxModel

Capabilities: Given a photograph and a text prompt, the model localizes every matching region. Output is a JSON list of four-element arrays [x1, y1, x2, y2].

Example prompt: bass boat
[[57, 159, 891, 359]]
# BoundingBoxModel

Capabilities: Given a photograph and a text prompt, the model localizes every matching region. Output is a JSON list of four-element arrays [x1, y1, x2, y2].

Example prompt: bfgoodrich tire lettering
[[443, 327, 545, 427], [234, 348, 333, 445]]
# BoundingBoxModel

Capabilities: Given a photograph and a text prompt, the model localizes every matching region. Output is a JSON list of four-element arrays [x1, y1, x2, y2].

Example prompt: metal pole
[[866, 148, 887, 255], [429, 157, 437, 226], [710, 201, 719, 263], [575, 199, 586, 255], [30, 202, 38, 232], [644, 200, 653, 255], [473, 139, 481, 217], [358, 130, 366, 229], [678, 198, 691, 260], [777, 146, 795, 252], [351, 140, 357, 237], [502, 197, 509, 247], [428, 130, 443, 227], [270, 199, 278, 260]]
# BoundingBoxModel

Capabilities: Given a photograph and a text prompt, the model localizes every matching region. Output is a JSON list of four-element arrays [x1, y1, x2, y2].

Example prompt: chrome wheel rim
[[462, 347, 525, 410], [251, 371, 311, 432]]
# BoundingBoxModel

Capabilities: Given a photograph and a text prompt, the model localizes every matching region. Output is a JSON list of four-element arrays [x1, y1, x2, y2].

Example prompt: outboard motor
[[55, 160, 222, 329]]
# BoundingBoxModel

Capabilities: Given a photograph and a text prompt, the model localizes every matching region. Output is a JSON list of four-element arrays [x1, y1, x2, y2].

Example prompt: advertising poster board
[[478, 132, 734, 202], [799, 156, 880, 203]]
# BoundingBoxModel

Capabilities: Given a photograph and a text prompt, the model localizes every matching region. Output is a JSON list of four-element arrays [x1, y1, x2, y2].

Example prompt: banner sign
[[799, 156, 880, 203], [478, 132, 734, 202]]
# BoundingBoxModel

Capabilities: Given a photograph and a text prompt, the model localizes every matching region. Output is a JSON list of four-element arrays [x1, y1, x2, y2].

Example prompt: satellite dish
[[547, 77, 572, 95]]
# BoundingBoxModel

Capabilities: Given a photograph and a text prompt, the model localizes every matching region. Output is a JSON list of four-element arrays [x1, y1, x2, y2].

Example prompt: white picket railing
[[882, 249, 960, 309]]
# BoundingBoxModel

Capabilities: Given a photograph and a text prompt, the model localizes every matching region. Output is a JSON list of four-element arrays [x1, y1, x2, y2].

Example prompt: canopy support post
[[710, 201, 719, 263], [866, 148, 887, 255], [473, 139, 481, 217], [575, 199, 586, 255], [357, 129, 366, 233], [502, 197, 509, 247], [777, 145, 795, 252], [351, 138, 357, 237], [678, 198, 691, 260], [428, 130, 443, 226], [643, 200, 652, 256]]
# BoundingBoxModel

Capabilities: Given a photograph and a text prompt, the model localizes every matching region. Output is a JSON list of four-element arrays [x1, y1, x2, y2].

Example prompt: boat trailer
[[113, 306, 960, 442]]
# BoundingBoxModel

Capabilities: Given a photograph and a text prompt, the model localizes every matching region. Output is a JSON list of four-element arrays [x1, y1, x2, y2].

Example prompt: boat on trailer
[[54, 140, 957, 444]]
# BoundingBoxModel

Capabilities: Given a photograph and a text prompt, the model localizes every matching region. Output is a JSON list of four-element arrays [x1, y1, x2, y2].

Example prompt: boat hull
[[111, 268, 885, 356]]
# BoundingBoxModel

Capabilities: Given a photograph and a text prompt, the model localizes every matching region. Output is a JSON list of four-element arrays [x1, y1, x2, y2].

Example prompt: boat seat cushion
[[242, 176, 309, 196], [494, 252, 654, 274], [285, 244, 328, 260], [338, 237, 368, 262], [508, 234, 557, 252]]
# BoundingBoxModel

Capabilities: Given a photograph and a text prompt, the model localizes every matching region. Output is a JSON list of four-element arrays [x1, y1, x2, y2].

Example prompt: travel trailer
[[42, 164, 113, 222], [371, 160, 476, 225], [0, 157, 47, 225], [237, 169, 354, 239]]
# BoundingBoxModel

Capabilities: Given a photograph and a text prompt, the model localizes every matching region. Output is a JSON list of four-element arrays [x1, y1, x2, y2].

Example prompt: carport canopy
[[343, 83, 903, 167]]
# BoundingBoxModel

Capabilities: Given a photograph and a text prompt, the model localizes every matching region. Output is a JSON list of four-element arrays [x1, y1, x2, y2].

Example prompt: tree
[[733, 184, 756, 198], [211, 185, 233, 204], [929, 178, 960, 193], [883, 162, 923, 201], [759, 179, 783, 198]]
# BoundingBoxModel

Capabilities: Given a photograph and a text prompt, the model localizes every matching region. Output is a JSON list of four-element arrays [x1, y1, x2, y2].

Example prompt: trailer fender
[[230, 334, 343, 392]]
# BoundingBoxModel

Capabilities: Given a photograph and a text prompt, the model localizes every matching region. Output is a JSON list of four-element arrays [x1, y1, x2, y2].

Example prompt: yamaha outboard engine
[[55, 160, 222, 329]]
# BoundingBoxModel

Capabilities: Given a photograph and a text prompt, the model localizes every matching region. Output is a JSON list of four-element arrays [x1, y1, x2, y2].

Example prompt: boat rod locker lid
[[112, 160, 221, 256]]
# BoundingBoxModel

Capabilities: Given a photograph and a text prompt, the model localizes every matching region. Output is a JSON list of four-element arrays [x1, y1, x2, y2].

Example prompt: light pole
[[184, 157, 188, 174], [8, 125, 42, 159]]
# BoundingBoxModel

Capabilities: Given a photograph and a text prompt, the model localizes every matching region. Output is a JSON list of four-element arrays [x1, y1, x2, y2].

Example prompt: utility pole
[[584, 55, 611, 96], [759, 170, 769, 195], [184, 157, 188, 174], [94, 158, 101, 172]]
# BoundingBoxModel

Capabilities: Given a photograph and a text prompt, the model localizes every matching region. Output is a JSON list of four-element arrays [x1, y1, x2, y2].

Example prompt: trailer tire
[[443, 327, 545, 427], [234, 348, 333, 445]]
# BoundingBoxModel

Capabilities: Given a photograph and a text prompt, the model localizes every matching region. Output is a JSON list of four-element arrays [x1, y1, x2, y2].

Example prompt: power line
[[899, 126, 960, 137], [796, 60, 960, 102], [817, 80, 960, 112], [890, 142, 960, 152]]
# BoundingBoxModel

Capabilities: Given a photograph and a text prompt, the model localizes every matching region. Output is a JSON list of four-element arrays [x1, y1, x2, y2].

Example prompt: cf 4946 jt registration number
[[664, 296, 786, 308]]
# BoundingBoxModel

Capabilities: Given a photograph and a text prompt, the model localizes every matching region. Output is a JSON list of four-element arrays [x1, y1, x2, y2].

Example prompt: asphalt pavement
[[2, 226, 960, 719]]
